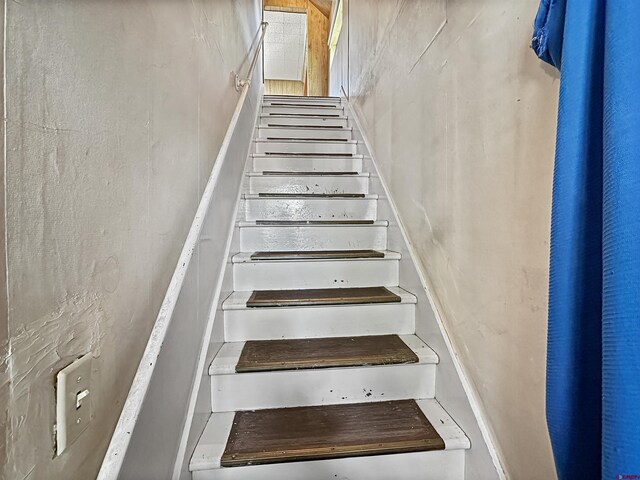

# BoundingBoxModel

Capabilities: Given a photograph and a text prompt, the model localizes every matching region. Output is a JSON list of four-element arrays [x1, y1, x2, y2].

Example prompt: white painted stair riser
[[223, 303, 415, 342], [255, 140, 358, 155], [222, 287, 416, 342], [239, 223, 388, 251], [258, 126, 353, 140], [252, 155, 363, 173], [192, 451, 464, 480], [248, 174, 369, 195], [260, 115, 348, 128], [211, 363, 435, 411], [243, 196, 378, 222], [262, 105, 345, 116], [232, 256, 400, 290], [209, 336, 437, 411]]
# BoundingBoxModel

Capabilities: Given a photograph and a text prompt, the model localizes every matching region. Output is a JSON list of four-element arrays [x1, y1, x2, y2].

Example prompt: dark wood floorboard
[[246, 286, 402, 308], [250, 250, 385, 260], [221, 400, 445, 467], [236, 335, 418, 373]]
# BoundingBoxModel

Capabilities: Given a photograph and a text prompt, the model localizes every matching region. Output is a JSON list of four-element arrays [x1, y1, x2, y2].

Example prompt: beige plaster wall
[[331, 1, 560, 478], [2, 1, 260, 478]]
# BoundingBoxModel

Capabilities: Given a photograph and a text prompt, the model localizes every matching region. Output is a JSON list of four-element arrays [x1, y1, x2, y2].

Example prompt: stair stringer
[[173, 165, 254, 480], [342, 94, 507, 480], [98, 78, 264, 480]]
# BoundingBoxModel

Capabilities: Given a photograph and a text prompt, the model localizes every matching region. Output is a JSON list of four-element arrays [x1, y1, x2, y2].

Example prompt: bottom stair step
[[190, 399, 469, 479], [221, 400, 443, 467], [235, 334, 419, 372]]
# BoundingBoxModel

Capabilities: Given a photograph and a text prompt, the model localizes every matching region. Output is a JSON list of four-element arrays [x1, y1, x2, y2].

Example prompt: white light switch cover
[[56, 353, 93, 455]]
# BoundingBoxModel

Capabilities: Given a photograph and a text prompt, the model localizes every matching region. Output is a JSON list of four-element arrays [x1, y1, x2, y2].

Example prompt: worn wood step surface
[[247, 286, 401, 308], [263, 152, 353, 157], [220, 400, 445, 467], [256, 192, 365, 198], [254, 220, 374, 226], [266, 137, 350, 142], [235, 334, 418, 373], [267, 103, 339, 108], [249, 250, 385, 261], [267, 112, 342, 118], [266, 124, 346, 129], [260, 171, 359, 176]]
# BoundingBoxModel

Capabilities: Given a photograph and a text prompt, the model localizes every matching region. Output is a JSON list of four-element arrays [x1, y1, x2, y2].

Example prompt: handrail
[[235, 21, 268, 92]]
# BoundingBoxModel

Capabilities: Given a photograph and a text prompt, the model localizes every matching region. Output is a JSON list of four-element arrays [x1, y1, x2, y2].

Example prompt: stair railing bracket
[[234, 21, 268, 93]]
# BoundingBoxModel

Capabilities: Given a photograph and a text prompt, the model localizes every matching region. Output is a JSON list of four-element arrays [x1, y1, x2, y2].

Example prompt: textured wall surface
[[2, 1, 259, 478], [0, 3, 8, 474], [331, 1, 559, 478]]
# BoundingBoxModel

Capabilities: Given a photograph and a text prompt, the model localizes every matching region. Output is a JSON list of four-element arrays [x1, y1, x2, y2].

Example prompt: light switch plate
[[56, 353, 93, 456]]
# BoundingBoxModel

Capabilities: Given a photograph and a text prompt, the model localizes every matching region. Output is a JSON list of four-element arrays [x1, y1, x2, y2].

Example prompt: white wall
[[2, 1, 260, 478], [332, 1, 559, 478]]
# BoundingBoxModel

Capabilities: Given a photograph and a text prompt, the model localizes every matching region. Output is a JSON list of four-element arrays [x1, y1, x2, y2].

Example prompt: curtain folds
[[533, 1, 640, 478]]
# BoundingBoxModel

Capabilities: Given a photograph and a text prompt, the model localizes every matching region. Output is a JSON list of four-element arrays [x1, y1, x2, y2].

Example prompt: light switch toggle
[[76, 389, 90, 409], [56, 353, 93, 456]]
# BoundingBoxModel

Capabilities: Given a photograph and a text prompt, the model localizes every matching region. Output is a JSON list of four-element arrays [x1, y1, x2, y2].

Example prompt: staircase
[[188, 95, 470, 479]]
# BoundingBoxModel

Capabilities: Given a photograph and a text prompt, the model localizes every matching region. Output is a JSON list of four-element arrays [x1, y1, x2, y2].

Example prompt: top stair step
[[219, 399, 445, 467]]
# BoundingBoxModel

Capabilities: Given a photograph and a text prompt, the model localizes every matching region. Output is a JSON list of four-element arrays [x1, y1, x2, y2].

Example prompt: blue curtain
[[533, 1, 640, 478]]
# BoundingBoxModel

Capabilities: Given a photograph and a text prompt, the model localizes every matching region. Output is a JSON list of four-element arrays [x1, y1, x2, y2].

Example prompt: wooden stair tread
[[264, 152, 353, 157], [267, 103, 339, 108], [236, 335, 418, 373], [247, 286, 402, 308], [256, 193, 365, 198], [266, 124, 346, 129], [266, 137, 349, 142], [254, 220, 374, 225], [267, 113, 341, 117], [260, 171, 359, 176], [250, 250, 385, 260], [220, 400, 445, 467], [263, 114, 346, 119]]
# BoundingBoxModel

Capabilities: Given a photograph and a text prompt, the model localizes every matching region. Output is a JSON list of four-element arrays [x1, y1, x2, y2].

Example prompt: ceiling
[[309, 0, 332, 17], [263, 10, 308, 82]]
